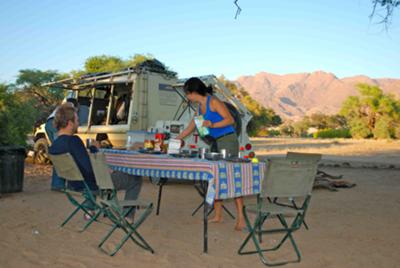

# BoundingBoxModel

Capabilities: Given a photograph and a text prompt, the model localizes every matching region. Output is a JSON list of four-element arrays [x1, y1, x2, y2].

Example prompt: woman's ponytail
[[206, 85, 213, 95]]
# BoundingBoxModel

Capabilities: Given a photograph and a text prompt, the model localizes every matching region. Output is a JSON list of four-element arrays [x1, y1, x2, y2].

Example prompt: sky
[[0, 0, 400, 83]]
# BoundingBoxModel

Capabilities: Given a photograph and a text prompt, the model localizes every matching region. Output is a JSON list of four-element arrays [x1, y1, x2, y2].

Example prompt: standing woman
[[176, 77, 245, 231]]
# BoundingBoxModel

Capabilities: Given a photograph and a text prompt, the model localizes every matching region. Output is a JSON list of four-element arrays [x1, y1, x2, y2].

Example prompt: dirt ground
[[0, 138, 399, 268]]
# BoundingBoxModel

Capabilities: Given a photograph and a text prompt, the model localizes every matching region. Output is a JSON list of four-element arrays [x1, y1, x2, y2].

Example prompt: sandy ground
[[1, 138, 400, 268], [253, 137, 400, 164]]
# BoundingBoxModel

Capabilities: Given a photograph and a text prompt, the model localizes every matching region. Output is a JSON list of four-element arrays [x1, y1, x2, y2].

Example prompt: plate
[[138, 149, 163, 154], [169, 153, 198, 158], [205, 152, 222, 161]]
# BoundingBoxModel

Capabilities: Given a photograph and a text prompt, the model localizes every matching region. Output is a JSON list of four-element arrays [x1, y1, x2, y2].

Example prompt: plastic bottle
[[194, 115, 210, 137]]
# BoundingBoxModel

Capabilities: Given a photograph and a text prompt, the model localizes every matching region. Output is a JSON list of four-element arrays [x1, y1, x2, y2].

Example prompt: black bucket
[[0, 146, 26, 193]]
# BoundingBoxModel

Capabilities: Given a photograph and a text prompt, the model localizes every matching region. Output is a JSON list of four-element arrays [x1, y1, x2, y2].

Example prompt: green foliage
[[309, 113, 347, 129], [0, 84, 37, 146], [16, 69, 65, 106], [394, 124, 400, 139], [313, 128, 351, 139], [14, 69, 66, 125], [256, 129, 269, 137], [292, 119, 310, 137], [340, 83, 400, 139], [373, 116, 394, 139], [126, 54, 154, 67], [218, 76, 282, 136], [349, 117, 372, 138], [84, 55, 126, 73], [266, 129, 281, 137], [279, 122, 294, 136], [83, 54, 174, 75]]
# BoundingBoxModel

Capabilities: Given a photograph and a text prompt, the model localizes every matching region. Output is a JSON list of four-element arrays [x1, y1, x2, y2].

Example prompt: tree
[[126, 53, 154, 67], [308, 113, 347, 129], [83, 54, 176, 76], [84, 55, 126, 73], [370, 0, 400, 28], [15, 69, 67, 125], [292, 117, 311, 137], [340, 83, 400, 139], [218, 76, 282, 136], [0, 83, 37, 145]]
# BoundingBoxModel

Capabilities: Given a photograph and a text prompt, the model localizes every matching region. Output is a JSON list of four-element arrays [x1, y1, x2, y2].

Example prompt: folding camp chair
[[278, 152, 322, 230], [48, 153, 98, 232], [89, 152, 154, 256], [238, 159, 318, 266]]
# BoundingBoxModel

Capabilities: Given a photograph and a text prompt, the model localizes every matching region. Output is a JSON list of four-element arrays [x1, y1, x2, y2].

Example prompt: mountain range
[[235, 71, 400, 121]]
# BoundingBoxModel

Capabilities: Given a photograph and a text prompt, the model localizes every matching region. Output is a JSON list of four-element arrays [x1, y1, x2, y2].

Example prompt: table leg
[[155, 177, 168, 216], [203, 181, 208, 253]]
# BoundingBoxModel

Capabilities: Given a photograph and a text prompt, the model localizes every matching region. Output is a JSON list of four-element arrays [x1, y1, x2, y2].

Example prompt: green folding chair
[[238, 159, 318, 266], [279, 152, 322, 230], [89, 152, 154, 256], [286, 152, 322, 162], [48, 153, 98, 232]]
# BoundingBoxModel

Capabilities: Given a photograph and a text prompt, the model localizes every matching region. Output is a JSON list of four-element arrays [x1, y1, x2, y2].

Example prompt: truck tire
[[33, 138, 50, 164]]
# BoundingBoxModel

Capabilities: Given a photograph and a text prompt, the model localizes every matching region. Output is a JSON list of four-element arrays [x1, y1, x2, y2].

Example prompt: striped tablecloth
[[103, 149, 265, 204]]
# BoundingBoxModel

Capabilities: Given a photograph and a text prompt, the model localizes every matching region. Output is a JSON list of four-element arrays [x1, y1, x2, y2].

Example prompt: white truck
[[33, 64, 254, 163]]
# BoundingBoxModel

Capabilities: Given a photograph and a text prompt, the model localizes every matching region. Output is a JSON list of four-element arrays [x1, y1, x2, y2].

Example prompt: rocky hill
[[236, 71, 400, 120]]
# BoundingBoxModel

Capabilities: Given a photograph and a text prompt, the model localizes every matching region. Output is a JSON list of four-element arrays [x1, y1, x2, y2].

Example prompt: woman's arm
[[176, 118, 196, 140], [203, 97, 234, 128]]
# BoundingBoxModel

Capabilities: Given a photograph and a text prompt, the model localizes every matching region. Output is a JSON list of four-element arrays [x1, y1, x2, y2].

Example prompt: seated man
[[46, 98, 78, 191], [49, 103, 142, 219]]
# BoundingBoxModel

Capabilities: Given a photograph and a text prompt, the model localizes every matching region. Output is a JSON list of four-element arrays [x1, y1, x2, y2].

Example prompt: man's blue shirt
[[49, 135, 98, 191]]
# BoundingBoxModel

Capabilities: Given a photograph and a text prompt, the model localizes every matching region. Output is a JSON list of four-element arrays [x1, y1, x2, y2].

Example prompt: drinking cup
[[220, 149, 227, 159]]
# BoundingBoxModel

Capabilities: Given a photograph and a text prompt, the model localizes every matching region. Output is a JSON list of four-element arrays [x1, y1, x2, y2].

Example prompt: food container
[[220, 149, 227, 159], [154, 133, 165, 152], [199, 148, 209, 159], [205, 152, 222, 161], [126, 130, 147, 149]]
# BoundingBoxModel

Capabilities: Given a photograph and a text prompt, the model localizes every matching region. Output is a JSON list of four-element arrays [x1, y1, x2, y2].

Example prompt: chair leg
[[80, 209, 102, 232], [60, 207, 81, 227], [239, 210, 302, 266], [99, 204, 154, 255], [129, 228, 155, 253], [98, 223, 119, 249], [291, 200, 309, 230], [238, 208, 264, 255]]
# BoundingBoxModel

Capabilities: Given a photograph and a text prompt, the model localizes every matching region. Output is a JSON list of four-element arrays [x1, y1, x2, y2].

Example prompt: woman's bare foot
[[208, 217, 223, 223], [234, 220, 246, 231]]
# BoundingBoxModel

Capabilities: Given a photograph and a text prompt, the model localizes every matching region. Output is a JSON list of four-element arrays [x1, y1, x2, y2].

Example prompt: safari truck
[[32, 62, 254, 163]]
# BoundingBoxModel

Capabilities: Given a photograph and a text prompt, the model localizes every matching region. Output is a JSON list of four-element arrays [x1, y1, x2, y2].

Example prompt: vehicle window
[[109, 83, 132, 125], [90, 86, 112, 126]]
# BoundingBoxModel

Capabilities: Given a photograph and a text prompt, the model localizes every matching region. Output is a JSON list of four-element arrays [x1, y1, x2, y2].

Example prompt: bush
[[313, 128, 351, 139], [349, 118, 372, 138], [256, 128, 269, 137], [0, 84, 37, 146], [373, 116, 394, 139], [267, 129, 281, 137], [395, 124, 400, 139]]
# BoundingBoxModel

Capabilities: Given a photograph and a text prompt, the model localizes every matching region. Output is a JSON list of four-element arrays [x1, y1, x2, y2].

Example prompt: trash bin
[[0, 146, 26, 194]]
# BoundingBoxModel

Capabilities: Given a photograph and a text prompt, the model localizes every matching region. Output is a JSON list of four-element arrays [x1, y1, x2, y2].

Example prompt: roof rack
[[43, 59, 177, 90]]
